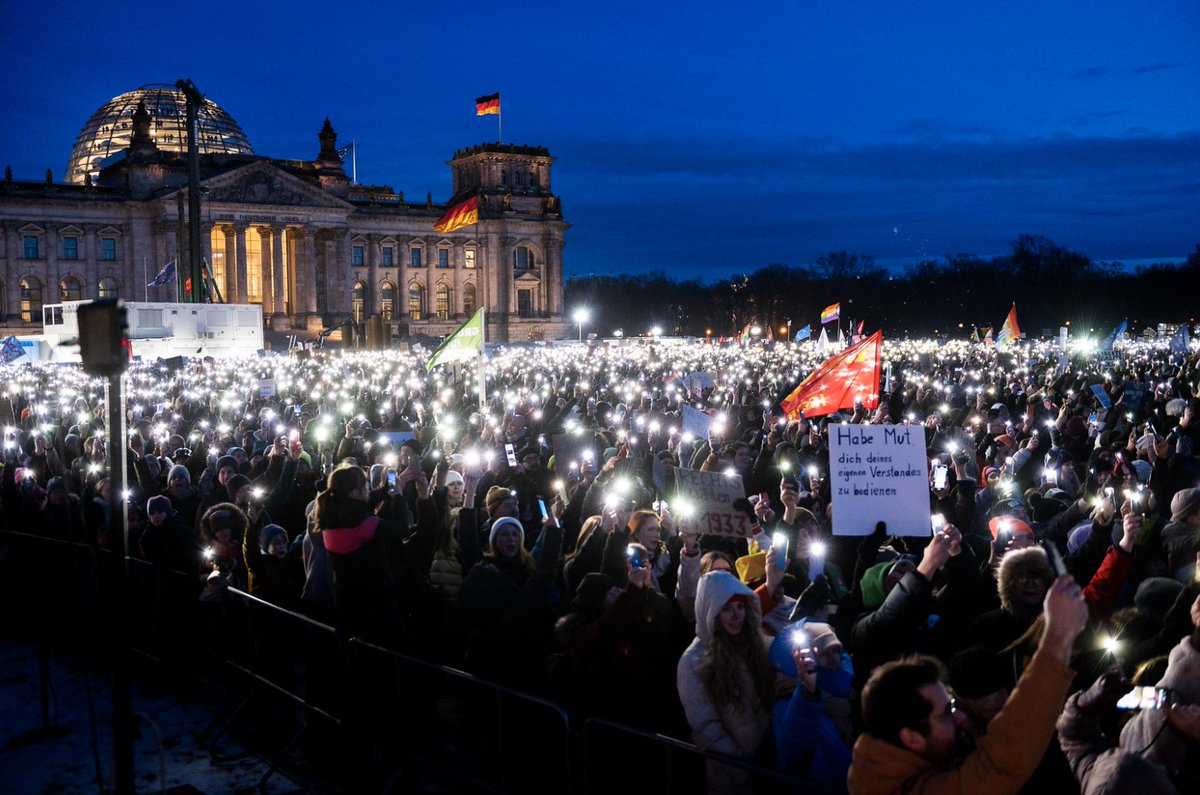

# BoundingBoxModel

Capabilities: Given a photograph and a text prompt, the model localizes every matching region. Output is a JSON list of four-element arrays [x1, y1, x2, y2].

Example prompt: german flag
[[475, 93, 500, 116], [434, 191, 480, 234]]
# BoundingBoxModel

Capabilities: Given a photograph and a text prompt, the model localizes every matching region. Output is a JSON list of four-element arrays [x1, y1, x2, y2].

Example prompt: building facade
[[0, 86, 569, 342]]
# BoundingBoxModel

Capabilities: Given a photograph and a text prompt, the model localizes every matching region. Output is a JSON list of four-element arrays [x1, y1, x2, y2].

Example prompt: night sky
[[2, 1, 1197, 280]]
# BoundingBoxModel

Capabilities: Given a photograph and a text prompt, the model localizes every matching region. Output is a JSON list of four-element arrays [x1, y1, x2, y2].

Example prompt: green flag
[[425, 309, 485, 372]]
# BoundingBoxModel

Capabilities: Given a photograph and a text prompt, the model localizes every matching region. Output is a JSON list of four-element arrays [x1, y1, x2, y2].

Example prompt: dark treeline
[[565, 235, 1200, 339]]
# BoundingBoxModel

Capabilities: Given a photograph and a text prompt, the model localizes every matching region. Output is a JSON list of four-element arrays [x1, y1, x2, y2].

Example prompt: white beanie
[[488, 517, 524, 548], [444, 470, 465, 486]]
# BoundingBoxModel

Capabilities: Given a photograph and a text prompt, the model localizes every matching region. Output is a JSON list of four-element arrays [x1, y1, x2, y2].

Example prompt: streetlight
[[651, 325, 663, 337], [572, 307, 590, 342]]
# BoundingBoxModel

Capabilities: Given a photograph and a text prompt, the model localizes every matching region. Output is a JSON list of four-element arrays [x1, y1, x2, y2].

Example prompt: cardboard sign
[[257, 378, 276, 399], [379, 431, 415, 447], [681, 405, 713, 439], [674, 468, 752, 537], [1090, 384, 1112, 410], [828, 423, 930, 537]]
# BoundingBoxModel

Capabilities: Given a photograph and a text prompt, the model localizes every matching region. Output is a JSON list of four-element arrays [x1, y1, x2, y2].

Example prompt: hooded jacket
[[1056, 690, 1179, 795], [1119, 635, 1200, 790], [676, 571, 772, 794]]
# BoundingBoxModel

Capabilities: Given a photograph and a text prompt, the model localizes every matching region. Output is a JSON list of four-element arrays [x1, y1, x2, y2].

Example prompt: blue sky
[[1, 1, 1197, 279]]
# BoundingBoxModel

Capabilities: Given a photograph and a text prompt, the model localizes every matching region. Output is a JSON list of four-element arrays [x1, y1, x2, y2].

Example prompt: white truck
[[20, 300, 264, 362]]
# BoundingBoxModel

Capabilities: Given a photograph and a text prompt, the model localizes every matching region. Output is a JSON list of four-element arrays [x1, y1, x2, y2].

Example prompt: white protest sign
[[681, 405, 713, 438], [674, 467, 753, 537], [256, 378, 276, 398], [828, 423, 930, 536]]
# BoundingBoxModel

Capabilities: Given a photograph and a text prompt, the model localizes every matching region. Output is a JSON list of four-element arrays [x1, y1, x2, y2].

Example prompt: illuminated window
[[437, 249, 450, 268], [381, 281, 395, 321], [352, 280, 366, 322], [23, 236, 39, 259], [20, 278, 43, 322], [208, 228, 226, 294], [352, 245, 364, 266], [408, 282, 424, 321], [463, 282, 477, 316], [60, 277, 82, 302], [98, 277, 119, 299], [381, 247, 394, 267], [100, 238, 117, 261], [246, 230, 263, 303], [63, 237, 79, 260], [435, 283, 451, 319], [464, 248, 476, 269]]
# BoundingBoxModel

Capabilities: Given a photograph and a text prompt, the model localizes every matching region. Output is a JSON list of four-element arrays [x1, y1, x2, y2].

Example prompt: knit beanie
[[226, 474, 251, 502], [46, 476, 67, 494], [1170, 487, 1200, 524], [147, 494, 172, 515], [859, 560, 893, 611], [485, 485, 515, 518], [488, 516, 524, 548], [168, 464, 191, 484], [216, 455, 238, 475], [259, 523, 288, 552], [444, 470, 464, 486]]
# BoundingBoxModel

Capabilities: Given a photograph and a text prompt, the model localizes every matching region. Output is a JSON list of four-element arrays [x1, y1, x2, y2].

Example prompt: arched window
[[513, 245, 535, 272], [408, 282, 425, 321], [20, 277, 43, 323], [463, 282, 477, 317], [435, 283, 451, 320], [352, 280, 366, 323], [380, 281, 396, 321], [60, 277, 82, 302], [97, 277, 119, 299]]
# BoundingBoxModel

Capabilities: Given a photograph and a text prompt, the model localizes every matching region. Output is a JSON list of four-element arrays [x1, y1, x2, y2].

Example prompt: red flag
[[780, 331, 882, 419]]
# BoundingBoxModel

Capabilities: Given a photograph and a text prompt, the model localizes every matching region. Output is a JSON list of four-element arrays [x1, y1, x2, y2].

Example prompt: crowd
[[2, 333, 1199, 794]]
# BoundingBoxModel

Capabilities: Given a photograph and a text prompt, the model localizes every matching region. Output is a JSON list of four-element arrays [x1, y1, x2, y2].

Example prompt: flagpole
[[351, 140, 357, 185], [143, 256, 148, 302], [477, 308, 487, 412], [498, 107, 502, 143]]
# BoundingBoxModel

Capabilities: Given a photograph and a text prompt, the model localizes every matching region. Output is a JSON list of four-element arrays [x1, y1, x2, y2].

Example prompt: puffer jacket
[[1056, 690, 1179, 795], [1120, 634, 1200, 791], [676, 570, 772, 795]]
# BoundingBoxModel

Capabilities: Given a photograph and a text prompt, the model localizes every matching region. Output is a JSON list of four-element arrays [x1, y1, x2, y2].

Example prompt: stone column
[[303, 227, 319, 329], [234, 225, 249, 306], [260, 227, 274, 314], [340, 229, 354, 317], [271, 226, 287, 330], [545, 238, 564, 315], [367, 234, 379, 317], [222, 226, 237, 302], [122, 226, 135, 302]]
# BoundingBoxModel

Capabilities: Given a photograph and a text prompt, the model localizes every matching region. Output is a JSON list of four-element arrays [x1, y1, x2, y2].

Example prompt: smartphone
[[504, 443, 518, 468], [1042, 540, 1068, 578], [387, 470, 397, 488], [931, 513, 945, 535], [537, 497, 549, 520], [770, 532, 788, 571], [997, 527, 1013, 549], [626, 544, 646, 570], [1116, 686, 1171, 710], [933, 464, 948, 491]]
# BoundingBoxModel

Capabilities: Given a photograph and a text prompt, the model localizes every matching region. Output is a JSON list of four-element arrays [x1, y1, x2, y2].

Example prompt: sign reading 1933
[[828, 423, 930, 537]]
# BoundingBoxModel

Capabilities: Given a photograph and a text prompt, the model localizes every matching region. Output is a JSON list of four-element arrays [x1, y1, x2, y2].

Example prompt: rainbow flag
[[995, 304, 1020, 346], [820, 302, 840, 325], [475, 93, 500, 116], [434, 191, 479, 233]]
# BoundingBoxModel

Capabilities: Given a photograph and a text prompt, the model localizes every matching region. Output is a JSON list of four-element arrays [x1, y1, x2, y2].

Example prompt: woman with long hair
[[677, 569, 780, 794]]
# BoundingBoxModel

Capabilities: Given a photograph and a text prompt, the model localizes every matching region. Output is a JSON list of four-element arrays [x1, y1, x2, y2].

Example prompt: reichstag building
[[0, 84, 569, 341]]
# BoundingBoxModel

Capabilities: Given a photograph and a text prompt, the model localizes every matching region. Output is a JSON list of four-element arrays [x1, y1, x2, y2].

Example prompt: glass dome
[[66, 84, 254, 184]]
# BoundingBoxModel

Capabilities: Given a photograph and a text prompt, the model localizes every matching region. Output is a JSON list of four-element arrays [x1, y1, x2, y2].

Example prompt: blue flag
[[0, 335, 25, 364], [1170, 325, 1190, 353], [794, 324, 811, 342], [1100, 319, 1127, 351], [148, 259, 176, 288]]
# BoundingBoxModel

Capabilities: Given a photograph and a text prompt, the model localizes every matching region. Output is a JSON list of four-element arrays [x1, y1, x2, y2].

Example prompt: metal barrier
[[0, 530, 101, 642], [349, 638, 572, 795], [582, 717, 834, 795]]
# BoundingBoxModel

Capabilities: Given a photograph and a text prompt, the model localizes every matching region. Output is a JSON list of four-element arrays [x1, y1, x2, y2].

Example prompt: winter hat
[[997, 546, 1056, 613], [46, 476, 67, 494], [1130, 460, 1151, 484], [767, 621, 843, 677], [1170, 487, 1200, 524], [988, 515, 1034, 541], [485, 485, 515, 518], [570, 572, 616, 614], [167, 464, 191, 484], [735, 552, 768, 586], [226, 474, 251, 502], [488, 516, 524, 548], [207, 507, 242, 532], [146, 495, 172, 515], [444, 470, 464, 486], [1134, 577, 1184, 617], [216, 455, 238, 475], [982, 466, 1000, 481], [259, 523, 288, 552], [859, 560, 893, 611]]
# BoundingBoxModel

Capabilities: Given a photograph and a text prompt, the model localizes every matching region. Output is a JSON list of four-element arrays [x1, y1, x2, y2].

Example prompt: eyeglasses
[[917, 698, 959, 729]]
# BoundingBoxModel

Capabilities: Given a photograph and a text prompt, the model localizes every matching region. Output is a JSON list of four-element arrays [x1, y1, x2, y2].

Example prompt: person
[[243, 522, 303, 609], [847, 573, 1090, 795], [676, 569, 780, 795], [312, 463, 429, 650]]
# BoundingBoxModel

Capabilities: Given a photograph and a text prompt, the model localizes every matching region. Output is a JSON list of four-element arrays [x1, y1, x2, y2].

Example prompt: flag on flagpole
[[426, 309, 485, 372], [780, 331, 883, 419], [738, 324, 751, 346], [820, 302, 840, 324], [794, 324, 811, 342], [434, 191, 480, 234], [475, 93, 501, 115], [995, 304, 1020, 346], [1169, 325, 1190, 353], [1100, 319, 1127, 351], [816, 326, 830, 353], [0, 335, 25, 364], [147, 259, 176, 288], [969, 325, 979, 342]]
